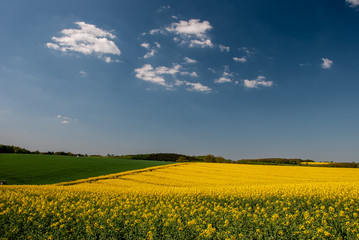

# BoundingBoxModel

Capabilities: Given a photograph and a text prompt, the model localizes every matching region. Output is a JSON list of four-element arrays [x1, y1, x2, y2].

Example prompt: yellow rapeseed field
[[1, 163, 359, 239]]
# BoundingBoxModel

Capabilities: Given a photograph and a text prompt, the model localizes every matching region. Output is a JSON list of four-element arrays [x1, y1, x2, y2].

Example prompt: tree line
[[1, 144, 358, 168]]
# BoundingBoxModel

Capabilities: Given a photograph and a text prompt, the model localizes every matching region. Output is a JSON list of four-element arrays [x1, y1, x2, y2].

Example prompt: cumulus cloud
[[321, 58, 333, 69], [134, 64, 181, 87], [215, 77, 232, 83], [180, 71, 198, 77], [218, 44, 230, 52], [46, 21, 121, 62], [141, 42, 150, 49], [346, 0, 359, 8], [215, 66, 233, 83], [243, 76, 273, 88], [134, 64, 210, 92], [166, 19, 212, 38], [190, 72, 198, 77], [141, 42, 160, 59], [233, 57, 247, 63], [149, 29, 162, 35], [184, 57, 197, 64], [175, 80, 211, 92], [46, 43, 59, 50], [184, 81, 211, 92], [161, 19, 213, 48], [189, 39, 213, 48]]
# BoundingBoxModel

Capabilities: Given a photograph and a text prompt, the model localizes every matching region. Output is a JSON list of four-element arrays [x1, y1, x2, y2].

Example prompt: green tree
[[203, 155, 216, 163]]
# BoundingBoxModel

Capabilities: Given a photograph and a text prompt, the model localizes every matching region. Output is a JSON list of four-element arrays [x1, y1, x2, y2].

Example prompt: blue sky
[[1, 0, 359, 161]]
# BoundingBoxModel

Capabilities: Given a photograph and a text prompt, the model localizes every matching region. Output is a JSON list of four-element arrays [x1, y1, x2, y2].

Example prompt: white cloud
[[175, 80, 211, 92], [141, 42, 160, 59], [46, 21, 121, 62], [149, 29, 162, 35], [141, 42, 150, 49], [166, 19, 212, 38], [79, 70, 87, 77], [243, 76, 273, 88], [215, 66, 233, 83], [218, 44, 230, 52], [185, 81, 211, 92], [346, 0, 359, 8], [134, 64, 181, 87], [321, 58, 333, 69], [184, 57, 197, 64], [144, 49, 155, 59], [190, 72, 198, 77], [233, 57, 247, 63], [189, 39, 213, 48], [46, 42, 59, 50], [154, 42, 161, 48], [215, 77, 232, 83], [134, 64, 210, 92], [57, 115, 75, 124], [180, 71, 198, 77], [104, 57, 112, 63], [162, 19, 213, 48]]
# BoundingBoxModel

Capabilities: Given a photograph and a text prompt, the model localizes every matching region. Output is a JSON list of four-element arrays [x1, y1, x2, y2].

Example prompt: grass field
[[1, 163, 359, 239], [0, 154, 172, 185]]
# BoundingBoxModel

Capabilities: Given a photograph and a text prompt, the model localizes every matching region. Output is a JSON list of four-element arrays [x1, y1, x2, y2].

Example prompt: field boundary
[[55, 162, 189, 186]]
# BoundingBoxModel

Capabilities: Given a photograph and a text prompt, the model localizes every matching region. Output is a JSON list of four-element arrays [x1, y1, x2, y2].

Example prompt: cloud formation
[[184, 57, 197, 64], [243, 76, 273, 88], [233, 57, 247, 63], [346, 0, 359, 8], [180, 71, 198, 77], [218, 44, 230, 52], [141, 42, 160, 59], [134, 64, 181, 86], [46, 21, 121, 62], [164, 19, 214, 48], [215, 66, 233, 83], [134, 64, 210, 92], [57, 115, 74, 124], [321, 58, 333, 69], [184, 81, 211, 92], [175, 80, 211, 92]]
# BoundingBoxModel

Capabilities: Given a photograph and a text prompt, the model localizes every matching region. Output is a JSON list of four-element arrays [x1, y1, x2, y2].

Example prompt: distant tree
[[176, 156, 188, 162], [203, 155, 216, 163], [215, 157, 226, 163], [0, 145, 30, 154]]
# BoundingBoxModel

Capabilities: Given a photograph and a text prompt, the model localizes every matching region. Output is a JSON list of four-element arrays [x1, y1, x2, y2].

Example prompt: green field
[[0, 154, 172, 185]]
